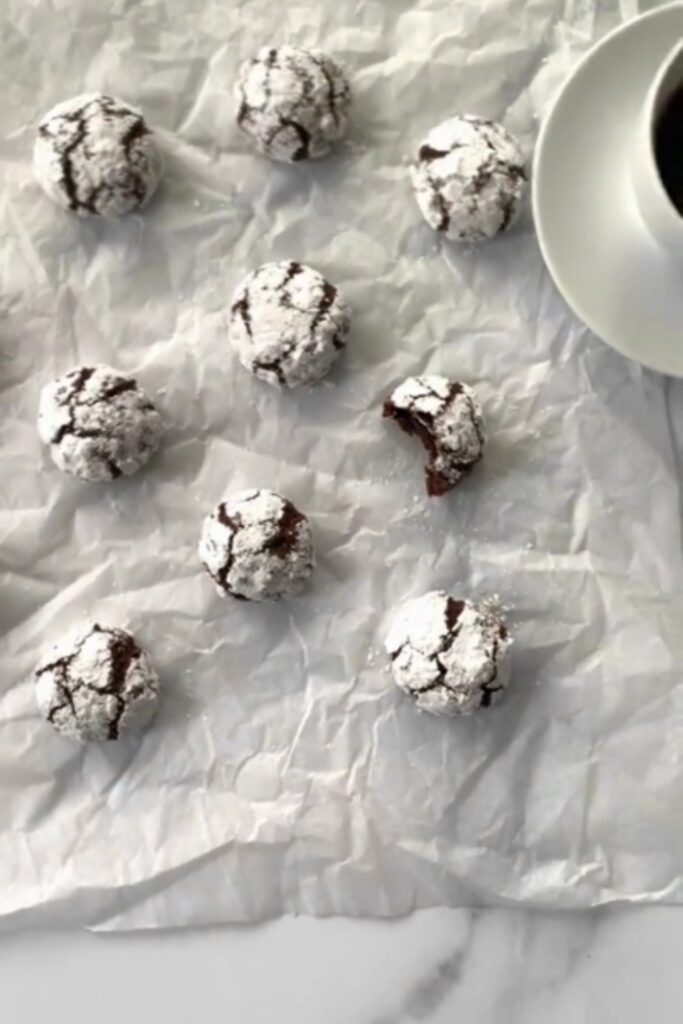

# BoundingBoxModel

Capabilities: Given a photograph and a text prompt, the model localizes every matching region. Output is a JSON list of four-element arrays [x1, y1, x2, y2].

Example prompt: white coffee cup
[[632, 39, 683, 257]]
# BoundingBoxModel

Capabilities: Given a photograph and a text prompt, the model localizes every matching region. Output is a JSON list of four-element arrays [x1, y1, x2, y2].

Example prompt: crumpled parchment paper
[[1, 0, 682, 930]]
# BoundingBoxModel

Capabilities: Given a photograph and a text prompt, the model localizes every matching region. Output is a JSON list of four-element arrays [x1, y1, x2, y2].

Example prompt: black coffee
[[655, 86, 683, 216]]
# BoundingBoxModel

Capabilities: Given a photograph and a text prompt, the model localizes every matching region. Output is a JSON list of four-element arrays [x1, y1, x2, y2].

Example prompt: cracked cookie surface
[[199, 489, 314, 602], [35, 622, 160, 742], [38, 364, 163, 482], [34, 93, 162, 217], [383, 374, 485, 496], [230, 261, 350, 388], [385, 590, 512, 716], [235, 45, 351, 162], [410, 115, 527, 242]]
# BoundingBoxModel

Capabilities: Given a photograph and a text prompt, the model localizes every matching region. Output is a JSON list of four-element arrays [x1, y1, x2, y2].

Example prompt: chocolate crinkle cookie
[[199, 489, 314, 602], [230, 261, 350, 388], [35, 622, 160, 742], [411, 115, 527, 242], [38, 364, 163, 483], [386, 591, 512, 717], [34, 93, 162, 217], [383, 375, 485, 496], [235, 45, 351, 162]]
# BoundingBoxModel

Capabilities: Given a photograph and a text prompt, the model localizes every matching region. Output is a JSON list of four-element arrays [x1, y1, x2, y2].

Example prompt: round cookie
[[383, 375, 485, 496], [34, 93, 162, 217], [230, 261, 350, 388], [410, 115, 527, 242], [199, 489, 314, 602], [235, 45, 351, 162], [35, 622, 159, 742], [38, 364, 163, 483], [386, 591, 512, 717]]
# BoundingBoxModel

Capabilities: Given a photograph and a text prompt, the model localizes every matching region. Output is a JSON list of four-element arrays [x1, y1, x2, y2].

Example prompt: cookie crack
[[389, 641, 406, 663], [51, 366, 95, 444], [232, 293, 252, 339], [246, 48, 278, 129], [121, 115, 150, 158], [477, 629, 508, 707], [79, 182, 108, 215], [38, 626, 99, 728], [404, 600, 465, 695], [47, 682, 77, 725], [252, 340, 294, 387], [271, 118, 311, 161], [498, 168, 527, 232], [259, 503, 305, 560], [429, 602, 465, 688], [101, 377, 136, 401], [282, 261, 303, 288], [310, 280, 338, 335], [419, 144, 450, 162], [209, 504, 249, 601], [431, 181, 451, 234], [56, 106, 89, 212], [102, 628, 142, 738], [310, 53, 340, 126]]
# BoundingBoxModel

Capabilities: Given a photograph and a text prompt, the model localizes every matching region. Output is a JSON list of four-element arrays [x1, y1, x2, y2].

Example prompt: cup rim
[[532, 2, 683, 376], [642, 39, 683, 230]]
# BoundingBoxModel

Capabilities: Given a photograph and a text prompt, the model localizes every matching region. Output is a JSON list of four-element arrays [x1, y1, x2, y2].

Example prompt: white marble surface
[[1, 908, 682, 1022]]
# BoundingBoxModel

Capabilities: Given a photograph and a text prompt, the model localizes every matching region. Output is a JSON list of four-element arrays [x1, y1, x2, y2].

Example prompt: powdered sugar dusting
[[37, 364, 163, 482], [199, 488, 314, 602], [235, 45, 351, 163], [386, 590, 512, 716], [34, 93, 162, 218], [410, 115, 527, 242], [230, 261, 350, 389], [35, 622, 159, 742]]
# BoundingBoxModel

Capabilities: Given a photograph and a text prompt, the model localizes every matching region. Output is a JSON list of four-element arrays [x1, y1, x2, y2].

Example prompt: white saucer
[[533, 3, 683, 376]]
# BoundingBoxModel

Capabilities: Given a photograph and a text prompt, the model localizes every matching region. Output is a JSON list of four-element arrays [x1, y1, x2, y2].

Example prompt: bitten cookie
[[383, 375, 485, 496], [411, 115, 527, 242], [35, 622, 159, 742], [235, 45, 351, 162], [386, 591, 512, 717], [38, 365, 163, 482], [34, 93, 162, 217], [199, 489, 314, 601], [230, 261, 350, 388]]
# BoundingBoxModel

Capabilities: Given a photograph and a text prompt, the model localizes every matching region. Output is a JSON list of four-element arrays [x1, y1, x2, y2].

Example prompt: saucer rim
[[532, 2, 683, 377]]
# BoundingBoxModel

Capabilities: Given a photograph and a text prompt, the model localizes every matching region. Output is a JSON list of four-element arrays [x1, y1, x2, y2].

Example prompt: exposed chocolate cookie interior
[[385, 590, 512, 716], [34, 92, 162, 217], [230, 261, 350, 388], [235, 45, 351, 162], [35, 622, 160, 742], [199, 488, 314, 601], [411, 115, 527, 242], [37, 364, 163, 483], [383, 375, 485, 496]]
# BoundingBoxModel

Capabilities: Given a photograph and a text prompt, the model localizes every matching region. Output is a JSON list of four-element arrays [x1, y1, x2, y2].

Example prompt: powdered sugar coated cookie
[[386, 591, 512, 716], [38, 364, 163, 482], [230, 261, 350, 388], [411, 115, 527, 242], [35, 622, 160, 742], [34, 93, 162, 217], [235, 45, 351, 162], [383, 375, 485, 496], [199, 489, 314, 602]]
